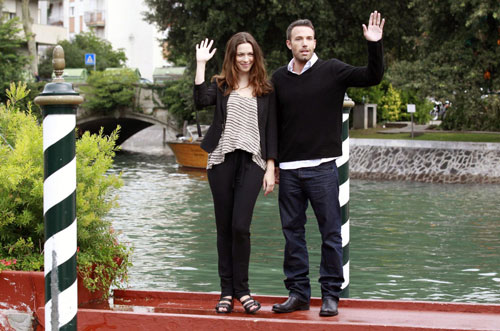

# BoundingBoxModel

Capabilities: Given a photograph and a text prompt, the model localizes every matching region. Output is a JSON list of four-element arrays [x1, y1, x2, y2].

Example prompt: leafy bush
[[398, 89, 433, 124], [442, 93, 500, 132], [82, 69, 138, 113], [379, 83, 402, 122], [348, 81, 432, 124], [0, 83, 131, 295], [157, 75, 211, 126]]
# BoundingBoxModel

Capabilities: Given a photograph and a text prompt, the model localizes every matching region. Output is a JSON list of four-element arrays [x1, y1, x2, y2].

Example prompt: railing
[[47, 14, 64, 26], [84, 10, 105, 27]]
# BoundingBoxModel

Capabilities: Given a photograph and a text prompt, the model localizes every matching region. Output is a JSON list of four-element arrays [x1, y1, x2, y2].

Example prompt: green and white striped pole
[[338, 95, 354, 298], [35, 46, 83, 330]]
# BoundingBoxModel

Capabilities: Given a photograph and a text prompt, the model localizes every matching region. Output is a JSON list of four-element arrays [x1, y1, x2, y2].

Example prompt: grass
[[349, 127, 500, 143]]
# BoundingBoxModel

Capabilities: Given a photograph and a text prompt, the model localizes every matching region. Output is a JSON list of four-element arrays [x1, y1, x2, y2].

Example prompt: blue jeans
[[278, 160, 344, 302]]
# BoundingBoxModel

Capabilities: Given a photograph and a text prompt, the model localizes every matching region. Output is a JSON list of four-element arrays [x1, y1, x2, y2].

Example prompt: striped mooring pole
[[338, 95, 355, 298], [35, 46, 83, 330]]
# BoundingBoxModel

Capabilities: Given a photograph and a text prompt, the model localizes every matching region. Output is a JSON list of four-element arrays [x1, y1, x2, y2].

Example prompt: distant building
[[2, 0, 68, 64], [41, 0, 169, 81]]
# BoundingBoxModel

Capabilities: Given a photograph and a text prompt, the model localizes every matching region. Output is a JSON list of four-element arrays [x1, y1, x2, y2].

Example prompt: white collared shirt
[[280, 53, 336, 170], [287, 53, 318, 75]]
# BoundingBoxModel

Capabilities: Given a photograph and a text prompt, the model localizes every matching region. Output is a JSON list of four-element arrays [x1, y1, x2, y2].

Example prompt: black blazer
[[193, 81, 277, 161]]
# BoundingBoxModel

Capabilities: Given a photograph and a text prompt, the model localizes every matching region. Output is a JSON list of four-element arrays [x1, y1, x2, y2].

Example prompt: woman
[[193, 32, 277, 314]]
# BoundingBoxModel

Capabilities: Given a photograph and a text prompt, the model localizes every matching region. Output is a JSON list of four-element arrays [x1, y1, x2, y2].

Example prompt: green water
[[107, 152, 500, 303]]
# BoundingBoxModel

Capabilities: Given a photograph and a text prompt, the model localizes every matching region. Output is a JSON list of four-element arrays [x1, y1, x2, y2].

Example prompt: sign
[[85, 53, 96, 66], [407, 104, 416, 113]]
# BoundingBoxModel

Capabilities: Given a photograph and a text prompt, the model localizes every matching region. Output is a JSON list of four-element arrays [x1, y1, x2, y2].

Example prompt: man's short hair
[[286, 19, 315, 40]]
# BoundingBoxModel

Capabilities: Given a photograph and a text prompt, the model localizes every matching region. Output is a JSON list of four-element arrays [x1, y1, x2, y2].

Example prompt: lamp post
[[35, 45, 83, 330]]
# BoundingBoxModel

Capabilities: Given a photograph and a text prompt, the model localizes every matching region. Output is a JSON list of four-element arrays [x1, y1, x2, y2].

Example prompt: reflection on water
[[107, 151, 500, 303]]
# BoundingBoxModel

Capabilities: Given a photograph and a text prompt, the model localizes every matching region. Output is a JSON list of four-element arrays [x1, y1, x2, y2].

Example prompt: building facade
[[2, 0, 68, 56], [41, 0, 168, 80]]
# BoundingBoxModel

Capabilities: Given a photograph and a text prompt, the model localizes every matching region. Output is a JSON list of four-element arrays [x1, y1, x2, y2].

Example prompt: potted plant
[[0, 82, 132, 300]]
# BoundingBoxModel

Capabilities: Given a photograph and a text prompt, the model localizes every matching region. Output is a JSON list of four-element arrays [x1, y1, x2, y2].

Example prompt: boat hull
[[167, 141, 207, 169]]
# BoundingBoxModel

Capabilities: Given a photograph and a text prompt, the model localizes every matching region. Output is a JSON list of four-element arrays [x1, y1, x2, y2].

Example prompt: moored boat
[[166, 124, 208, 169]]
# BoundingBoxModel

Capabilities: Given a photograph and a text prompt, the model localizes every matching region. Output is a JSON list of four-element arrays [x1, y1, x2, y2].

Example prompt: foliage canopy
[[143, 0, 419, 76], [144, 0, 500, 131], [81, 68, 138, 113], [0, 17, 30, 101]]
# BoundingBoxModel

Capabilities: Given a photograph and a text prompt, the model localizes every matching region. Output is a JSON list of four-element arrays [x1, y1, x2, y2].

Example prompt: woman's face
[[235, 42, 254, 74]]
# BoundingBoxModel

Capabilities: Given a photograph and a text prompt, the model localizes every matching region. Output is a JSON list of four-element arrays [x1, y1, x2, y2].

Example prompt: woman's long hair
[[212, 32, 273, 97]]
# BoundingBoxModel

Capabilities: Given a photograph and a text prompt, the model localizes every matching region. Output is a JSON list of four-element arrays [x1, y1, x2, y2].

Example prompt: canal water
[[107, 151, 500, 303]]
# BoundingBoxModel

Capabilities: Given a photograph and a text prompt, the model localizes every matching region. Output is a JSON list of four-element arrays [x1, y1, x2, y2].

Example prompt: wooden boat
[[166, 124, 208, 169], [166, 140, 207, 169]]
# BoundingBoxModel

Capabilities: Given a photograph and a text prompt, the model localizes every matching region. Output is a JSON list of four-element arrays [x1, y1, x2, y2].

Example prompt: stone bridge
[[75, 85, 179, 146]]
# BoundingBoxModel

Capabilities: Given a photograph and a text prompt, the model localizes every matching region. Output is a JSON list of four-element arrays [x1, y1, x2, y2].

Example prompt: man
[[271, 11, 385, 317]]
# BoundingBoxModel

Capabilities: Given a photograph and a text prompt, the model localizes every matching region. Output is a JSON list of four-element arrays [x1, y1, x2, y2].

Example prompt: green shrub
[[379, 83, 402, 122], [0, 83, 131, 295], [398, 89, 433, 124], [348, 81, 432, 124], [82, 68, 138, 113], [158, 75, 197, 126], [442, 93, 500, 132]]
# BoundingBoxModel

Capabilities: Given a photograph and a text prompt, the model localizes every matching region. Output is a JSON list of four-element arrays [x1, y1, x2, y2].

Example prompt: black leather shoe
[[319, 297, 339, 316], [272, 296, 309, 313]]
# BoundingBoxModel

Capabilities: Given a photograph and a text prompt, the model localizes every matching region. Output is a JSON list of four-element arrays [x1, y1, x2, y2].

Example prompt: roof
[[105, 67, 141, 78], [153, 67, 186, 76], [51, 68, 88, 82]]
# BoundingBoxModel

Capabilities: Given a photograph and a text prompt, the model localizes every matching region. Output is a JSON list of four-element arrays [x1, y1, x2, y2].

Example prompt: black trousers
[[207, 150, 265, 298]]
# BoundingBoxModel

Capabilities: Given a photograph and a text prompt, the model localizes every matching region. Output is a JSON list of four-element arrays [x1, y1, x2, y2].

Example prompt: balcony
[[32, 23, 68, 45], [84, 10, 105, 27]]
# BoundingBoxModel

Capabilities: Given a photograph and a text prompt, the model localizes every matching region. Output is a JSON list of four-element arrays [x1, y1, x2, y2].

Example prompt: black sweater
[[272, 40, 384, 162]]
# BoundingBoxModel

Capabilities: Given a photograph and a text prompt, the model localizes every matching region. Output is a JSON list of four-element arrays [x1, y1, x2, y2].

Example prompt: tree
[[143, 0, 420, 77], [143, 0, 422, 125], [21, 0, 37, 78], [0, 16, 30, 102], [38, 32, 127, 78], [387, 0, 500, 130], [81, 69, 138, 113]]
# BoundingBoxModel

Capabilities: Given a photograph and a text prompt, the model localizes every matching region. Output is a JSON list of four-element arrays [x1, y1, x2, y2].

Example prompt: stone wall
[[350, 139, 500, 184]]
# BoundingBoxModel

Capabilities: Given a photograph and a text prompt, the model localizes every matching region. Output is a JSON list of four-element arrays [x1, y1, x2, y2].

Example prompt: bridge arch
[[77, 109, 178, 146]]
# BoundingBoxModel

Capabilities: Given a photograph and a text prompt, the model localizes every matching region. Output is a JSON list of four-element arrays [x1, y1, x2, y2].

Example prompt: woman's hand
[[195, 39, 216, 84], [263, 160, 275, 196], [196, 38, 216, 63]]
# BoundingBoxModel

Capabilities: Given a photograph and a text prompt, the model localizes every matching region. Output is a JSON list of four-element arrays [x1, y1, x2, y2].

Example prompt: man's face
[[286, 26, 316, 64]]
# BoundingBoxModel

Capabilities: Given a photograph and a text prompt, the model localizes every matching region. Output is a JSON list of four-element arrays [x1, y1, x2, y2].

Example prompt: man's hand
[[363, 11, 385, 42]]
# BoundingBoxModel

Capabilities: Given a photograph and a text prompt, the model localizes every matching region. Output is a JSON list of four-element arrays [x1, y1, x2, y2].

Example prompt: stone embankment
[[350, 139, 500, 184]]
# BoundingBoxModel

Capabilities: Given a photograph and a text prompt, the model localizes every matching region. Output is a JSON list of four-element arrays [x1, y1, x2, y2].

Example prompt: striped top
[[207, 91, 266, 170]]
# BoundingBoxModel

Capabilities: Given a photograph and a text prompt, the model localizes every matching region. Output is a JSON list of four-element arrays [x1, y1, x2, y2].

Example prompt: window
[[70, 7, 75, 16]]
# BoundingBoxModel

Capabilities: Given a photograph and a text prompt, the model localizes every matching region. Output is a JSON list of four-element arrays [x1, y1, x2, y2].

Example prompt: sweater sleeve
[[193, 81, 217, 110], [336, 40, 384, 88]]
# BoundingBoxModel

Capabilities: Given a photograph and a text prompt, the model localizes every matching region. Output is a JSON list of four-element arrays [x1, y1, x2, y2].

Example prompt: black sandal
[[215, 296, 233, 314], [239, 295, 261, 314]]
